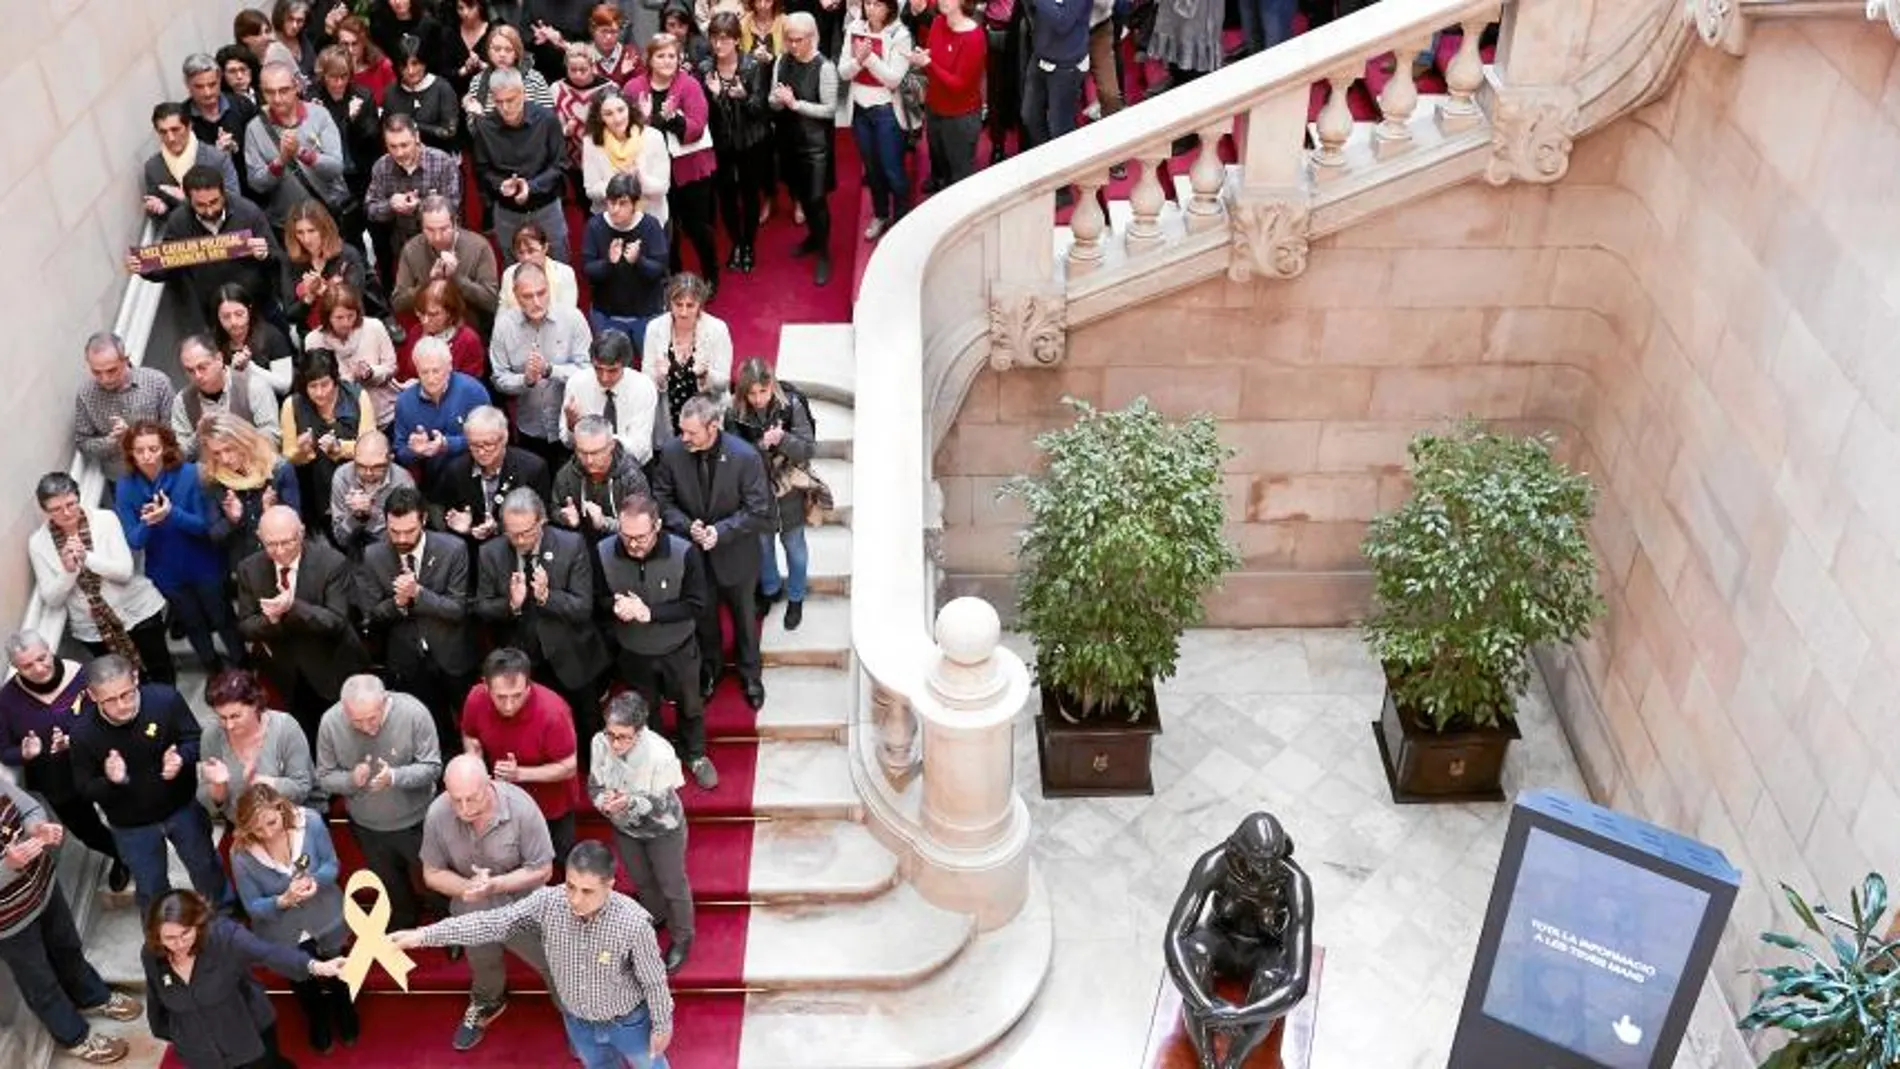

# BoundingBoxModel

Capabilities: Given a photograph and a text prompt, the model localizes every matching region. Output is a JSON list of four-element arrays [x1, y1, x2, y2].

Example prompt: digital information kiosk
[[1448, 789, 1741, 1069]]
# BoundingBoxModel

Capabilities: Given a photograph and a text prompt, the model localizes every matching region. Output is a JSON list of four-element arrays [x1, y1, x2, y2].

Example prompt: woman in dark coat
[[725, 357, 818, 630], [143, 889, 347, 1069]]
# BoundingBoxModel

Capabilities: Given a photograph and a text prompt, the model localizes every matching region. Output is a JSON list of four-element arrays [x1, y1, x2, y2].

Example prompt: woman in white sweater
[[642, 273, 734, 432], [580, 88, 674, 223], [837, 0, 914, 239], [28, 472, 175, 683]]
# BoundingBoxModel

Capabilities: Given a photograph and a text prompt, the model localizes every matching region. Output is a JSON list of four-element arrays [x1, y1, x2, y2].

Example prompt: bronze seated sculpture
[[1163, 812, 1315, 1069]]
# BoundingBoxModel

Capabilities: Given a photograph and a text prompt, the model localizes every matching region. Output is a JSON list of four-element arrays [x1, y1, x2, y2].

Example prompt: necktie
[[402, 552, 418, 576], [277, 565, 291, 592], [602, 386, 618, 432]]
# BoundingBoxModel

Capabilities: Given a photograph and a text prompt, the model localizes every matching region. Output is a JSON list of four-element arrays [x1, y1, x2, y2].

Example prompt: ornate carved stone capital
[[1226, 195, 1312, 283], [870, 681, 920, 789], [987, 288, 1068, 371], [1872, 0, 1900, 39], [1686, 0, 1749, 55], [1484, 88, 1582, 186]]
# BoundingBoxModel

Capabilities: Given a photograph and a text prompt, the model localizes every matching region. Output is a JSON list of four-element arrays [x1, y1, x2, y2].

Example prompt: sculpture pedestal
[[1140, 949, 1324, 1069]]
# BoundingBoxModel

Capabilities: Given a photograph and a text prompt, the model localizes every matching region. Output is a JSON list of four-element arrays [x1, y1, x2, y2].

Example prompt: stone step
[[810, 399, 854, 460], [762, 594, 850, 669], [754, 665, 851, 741], [772, 524, 852, 597], [812, 457, 853, 524], [748, 737, 861, 820], [775, 322, 856, 406], [744, 881, 973, 991], [748, 818, 897, 903], [739, 869, 1053, 1067]]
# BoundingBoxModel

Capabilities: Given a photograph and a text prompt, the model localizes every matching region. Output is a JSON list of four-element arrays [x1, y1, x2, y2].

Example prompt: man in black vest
[[596, 494, 715, 789], [651, 395, 772, 711], [768, 12, 841, 286], [356, 486, 478, 756], [474, 488, 611, 729], [170, 334, 279, 458]]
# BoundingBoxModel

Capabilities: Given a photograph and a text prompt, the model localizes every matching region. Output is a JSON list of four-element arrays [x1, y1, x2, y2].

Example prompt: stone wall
[[937, 18, 1900, 1023], [0, 0, 249, 630]]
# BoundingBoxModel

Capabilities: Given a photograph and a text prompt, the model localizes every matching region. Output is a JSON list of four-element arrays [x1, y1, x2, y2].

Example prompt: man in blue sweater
[[1022, 0, 1092, 150], [393, 338, 489, 491]]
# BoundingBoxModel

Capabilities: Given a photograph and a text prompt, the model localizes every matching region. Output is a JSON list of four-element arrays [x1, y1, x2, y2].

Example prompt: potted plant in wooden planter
[[1003, 397, 1238, 798], [1360, 420, 1603, 803], [1740, 873, 1900, 1066]]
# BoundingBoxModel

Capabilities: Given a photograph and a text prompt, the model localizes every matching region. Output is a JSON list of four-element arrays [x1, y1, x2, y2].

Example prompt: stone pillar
[[911, 597, 1034, 929]]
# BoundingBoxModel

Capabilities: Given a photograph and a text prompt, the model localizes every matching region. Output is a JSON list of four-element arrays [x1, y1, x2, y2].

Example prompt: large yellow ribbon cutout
[[340, 870, 416, 999]]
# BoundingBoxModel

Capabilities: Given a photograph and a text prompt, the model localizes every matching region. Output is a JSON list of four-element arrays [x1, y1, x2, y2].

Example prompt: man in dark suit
[[651, 395, 773, 709], [430, 406, 551, 560], [236, 506, 371, 745], [473, 487, 611, 729], [356, 486, 479, 757]]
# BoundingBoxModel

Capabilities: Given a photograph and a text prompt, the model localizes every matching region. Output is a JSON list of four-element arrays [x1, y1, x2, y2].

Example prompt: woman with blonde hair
[[726, 357, 819, 629], [463, 23, 555, 115], [199, 412, 300, 569], [643, 272, 733, 431], [280, 199, 372, 330], [301, 284, 397, 429], [228, 781, 357, 1053]]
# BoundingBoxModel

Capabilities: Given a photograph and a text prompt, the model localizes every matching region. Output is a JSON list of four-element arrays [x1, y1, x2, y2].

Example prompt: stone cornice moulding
[[1691, 0, 1893, 53]]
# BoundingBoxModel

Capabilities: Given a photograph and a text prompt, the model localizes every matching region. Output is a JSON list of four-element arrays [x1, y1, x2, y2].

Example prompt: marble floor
[[970, 629, 1745, 1069]]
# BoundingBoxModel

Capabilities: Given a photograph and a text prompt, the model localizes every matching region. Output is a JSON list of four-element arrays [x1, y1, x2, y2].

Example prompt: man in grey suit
[[473, 488, 611, 730], [357, 486, 478, 757], [651, 395, 774, 710]]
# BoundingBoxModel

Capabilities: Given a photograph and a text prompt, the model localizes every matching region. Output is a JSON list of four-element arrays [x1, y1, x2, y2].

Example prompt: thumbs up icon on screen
[[1611, 1015, 1643, 1046]]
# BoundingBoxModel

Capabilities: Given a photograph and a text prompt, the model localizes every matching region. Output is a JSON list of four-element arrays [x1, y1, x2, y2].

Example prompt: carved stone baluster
[[1185, 121, 1231, 231], [1124, 150, 1169, 252], [1435, 19, 1486, 134], [1374, 46, 1422, 160], [1310, 73, 1356, 174], [871, 680, 920, 788], [1065, 176, 1109, 273]]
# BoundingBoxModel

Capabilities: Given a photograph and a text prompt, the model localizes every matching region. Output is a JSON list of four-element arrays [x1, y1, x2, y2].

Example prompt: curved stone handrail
[[848, 0, 1712, 918]]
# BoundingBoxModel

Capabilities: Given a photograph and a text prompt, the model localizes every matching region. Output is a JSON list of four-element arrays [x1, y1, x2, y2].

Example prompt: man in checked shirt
[[392, 838, 676, 1068]]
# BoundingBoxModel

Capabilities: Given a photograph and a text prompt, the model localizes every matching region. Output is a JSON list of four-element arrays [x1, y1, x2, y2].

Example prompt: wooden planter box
[[1035, 682, 1163, 798], [1371, 688, 1518, 804]]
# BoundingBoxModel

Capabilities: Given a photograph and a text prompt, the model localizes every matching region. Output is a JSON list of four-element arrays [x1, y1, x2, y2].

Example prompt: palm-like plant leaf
[[1743, 873, 1900, 1068]]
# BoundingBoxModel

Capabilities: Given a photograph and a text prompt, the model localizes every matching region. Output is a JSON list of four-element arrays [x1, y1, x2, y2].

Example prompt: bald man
[[236, 506, 370, 742], [420, 754, 558, 1052], [329, 429, 415, 554]]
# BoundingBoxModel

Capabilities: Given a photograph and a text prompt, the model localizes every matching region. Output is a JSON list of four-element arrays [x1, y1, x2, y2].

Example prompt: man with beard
[[125, 166, 281, 331]]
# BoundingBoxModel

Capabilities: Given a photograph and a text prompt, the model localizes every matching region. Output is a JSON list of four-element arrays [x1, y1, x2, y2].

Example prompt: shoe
[[794, 203, 806, 226], [664, 940, 692, 975], [739, 245, 755, 273], [864, 217, 888, 241], [86, 992, 142, 1022], [742, 680, 766, 710], [1109, 163, 1128, 180], [690, 756, 720, 790], [814, 254, 831, 287], [756, 587, 781, 619], [792, 236, 819, 258], [337, 995, 361, 1047], [701, 663, 722, 698], [990, 143, 1006, 166], [1055, 188, 1075, 209], [725, 247, 741, 270], [783, 600, 804, 631], [445, 943, 465, 962], [106, 861, 131, 893], [66, 1035, 128, 1065], [452, 998, 506, 1051], [758, 201, 773, 226]]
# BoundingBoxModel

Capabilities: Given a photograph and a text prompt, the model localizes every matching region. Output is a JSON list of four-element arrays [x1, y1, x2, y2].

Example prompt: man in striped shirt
[[393, 839, 676, 1068]]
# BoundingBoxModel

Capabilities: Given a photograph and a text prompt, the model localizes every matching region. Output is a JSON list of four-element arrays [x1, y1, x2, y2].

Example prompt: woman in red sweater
[[911, 0, 987, 187], [395, 279, 488, 384]]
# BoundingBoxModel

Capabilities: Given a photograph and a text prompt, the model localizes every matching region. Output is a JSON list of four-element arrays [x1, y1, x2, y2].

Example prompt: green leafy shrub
[[1740, 875, 1900, 1068], [1359, 420, 1603, 731], [1003, 398, 1238, 723]]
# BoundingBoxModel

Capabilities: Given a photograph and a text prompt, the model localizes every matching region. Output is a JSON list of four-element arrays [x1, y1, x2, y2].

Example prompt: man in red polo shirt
[[459, 646, 581, 858]]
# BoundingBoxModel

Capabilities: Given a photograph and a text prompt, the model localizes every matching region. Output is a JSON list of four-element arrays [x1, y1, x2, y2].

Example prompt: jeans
[[562, 1003, 671, 1069], [1021, 62, 1087, 149], [590, 310, 652, 346], [0, 887, 112, 1047], [112, 802, 233, 917], [759, 526, 808, 603], [1238, 0, 1299, 52], [495, 200, 571, 266], [851, 104, 910, 222]]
